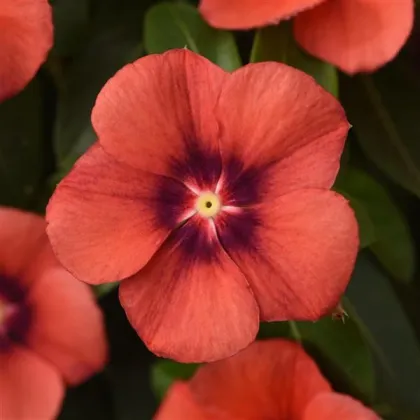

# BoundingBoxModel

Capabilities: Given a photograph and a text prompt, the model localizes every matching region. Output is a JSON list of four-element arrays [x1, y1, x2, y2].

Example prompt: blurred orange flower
[[0, 0, 53, 102], [0, 207, 107, 419], [199, 0, 414, 74], [47, 49, 358, 363], [155, 339, 380, 420]]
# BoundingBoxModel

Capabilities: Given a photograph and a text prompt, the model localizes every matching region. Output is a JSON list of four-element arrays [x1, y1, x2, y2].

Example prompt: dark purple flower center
[[0, 275, 31, 352], [154, 144, 267, 261]]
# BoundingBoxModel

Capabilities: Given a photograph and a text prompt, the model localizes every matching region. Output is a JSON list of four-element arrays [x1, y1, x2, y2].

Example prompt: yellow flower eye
[[195, 192, 222, 218]]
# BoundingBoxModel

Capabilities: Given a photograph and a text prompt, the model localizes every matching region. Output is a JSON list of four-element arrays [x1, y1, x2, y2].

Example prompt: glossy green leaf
[[335, 167, 414, 282], [144, 2, 241, 71], [0, 77, 48, 209], [251, 22, 338, 96], [151, 360, 198, 400], [347, 254, 420, 415], [259, 315, 375, 402], [340, 57, 420, 198]]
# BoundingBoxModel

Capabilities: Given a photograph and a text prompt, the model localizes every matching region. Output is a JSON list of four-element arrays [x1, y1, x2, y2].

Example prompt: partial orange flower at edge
[[154, 339, 380, 420], [0, 0, 53, 102], [46, 49, 359, 363], [0, 207, 107, 419], [199, 0, 415, 74]]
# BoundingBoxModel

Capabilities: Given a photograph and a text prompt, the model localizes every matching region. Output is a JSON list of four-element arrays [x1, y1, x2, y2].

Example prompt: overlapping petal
[[199, 0, 324, 29], [47, 144, 193, 284], [218, 190, 358, 321], [119, 217, 259, 362], [0, 0, 53, 101], [0, 207, 46, 284], [216, 62, 348, 192], [190, 339, 331, 419], [27, 267, 107, 385], [304, 393, 380, 420], [0, 346, 64, 420], [294, 0, 414, 74], [154, 382, 212, 420], [92, 49, 228, 180]]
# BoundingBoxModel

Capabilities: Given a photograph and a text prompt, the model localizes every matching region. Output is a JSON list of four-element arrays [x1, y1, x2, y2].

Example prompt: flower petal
[[294, 0, 414, 74], [216, 62, 348, 190], [119, 217, 259, 363], [304, 393, 380, 420], [92, 49, 228, 179], [0, 346, 64, 419], [47, 144, 193, 284], [26, 267, 107, 385], [189, 339, 331, 419], [0, 0, 53, 101], [0, 207, 46, 284], [154, 382, 211, 420], [218, 189, 358, 321], [199, 0, 324, 29]]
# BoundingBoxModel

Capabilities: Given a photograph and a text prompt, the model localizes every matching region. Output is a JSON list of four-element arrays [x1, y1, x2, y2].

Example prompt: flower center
[[0, 275, 31, 351], [195, 192, 221, 218]]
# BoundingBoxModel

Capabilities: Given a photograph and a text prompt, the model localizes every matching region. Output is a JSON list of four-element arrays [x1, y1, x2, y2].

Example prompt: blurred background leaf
[[151, 360, 198, 400], [335, 166, 415, 282], [340, 53, 420, 199], [144, 2, 241, 71], [251, 21, 338, 96], [347, 253, 420, 418]]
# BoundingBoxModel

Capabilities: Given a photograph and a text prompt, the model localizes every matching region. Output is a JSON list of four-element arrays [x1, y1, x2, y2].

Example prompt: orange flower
[[0, 207, 107, 419], [46, 49, 358, 363], [199, 0, 414, 74], [0, 0, 53, 101], [155, 339, 380, 420]]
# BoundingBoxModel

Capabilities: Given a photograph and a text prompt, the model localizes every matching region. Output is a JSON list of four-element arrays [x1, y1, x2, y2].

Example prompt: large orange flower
[[0, 207, 107, 419], [155, 339, 380, 420], [199, 0, 414, 74], [0, 0, 53, 102], [46, 49, 358, 363]]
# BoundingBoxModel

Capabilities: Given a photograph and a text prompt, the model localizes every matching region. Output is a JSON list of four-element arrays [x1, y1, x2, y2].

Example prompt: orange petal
[[294, 0, 414, 74], [154, 382, 211, 420], [0, 207, 47, 285], [26, 267, 107, 385], [119, 217, 259, 363], [218, 189, 358, 321], [216, 62, 348, 189], [0, 346, 64, 419], [92, 49, 228, 179], [199, 0, 324, 29], [304, 393, 380, 420], [47, 144, 192, 284], [0, 0, 53, 101], [189, 339, 331, 419]]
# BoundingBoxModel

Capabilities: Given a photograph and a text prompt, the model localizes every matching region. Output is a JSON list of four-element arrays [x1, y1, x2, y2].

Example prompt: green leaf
[[340, 56, 420, 198], [0, 77, 48, 209], [151, 360, 199, 400], [335, 167, 415, 282], [251, 22, 338, 96], [94, 282, 119, 298], [259, 316, 375, 403], [347, 254, 420, 415], [144, 2, 241, 71]]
